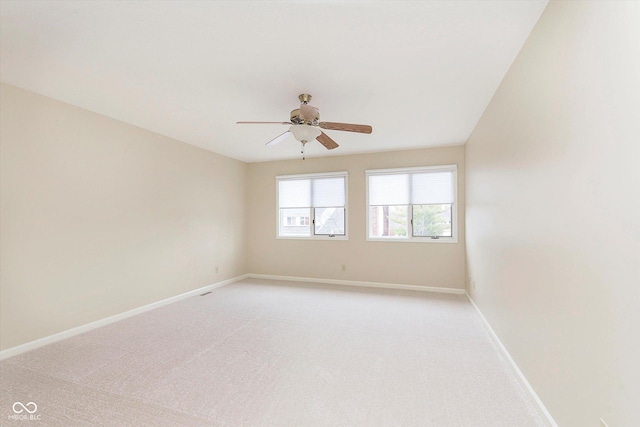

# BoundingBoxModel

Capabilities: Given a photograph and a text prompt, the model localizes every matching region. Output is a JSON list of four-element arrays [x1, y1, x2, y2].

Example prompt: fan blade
[[236, 121, 292, 125], [266, 131, 291, 146], [316, 132, 339, 150], [319, 122, 372, 134]]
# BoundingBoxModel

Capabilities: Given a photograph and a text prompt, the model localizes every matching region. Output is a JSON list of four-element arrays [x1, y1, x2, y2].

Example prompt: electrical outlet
[[341, 264, 346, 271], [215, 266, 219, 274], [471, 280, 476, 290]]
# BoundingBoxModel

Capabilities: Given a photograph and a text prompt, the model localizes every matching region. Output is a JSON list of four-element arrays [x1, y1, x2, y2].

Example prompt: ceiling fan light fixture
[[236, 93, 372, 155], [289, 124, 321, 143]]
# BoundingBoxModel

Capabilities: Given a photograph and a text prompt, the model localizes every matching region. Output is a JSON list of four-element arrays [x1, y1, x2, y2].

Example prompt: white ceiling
[[0, 1, 548, 163]]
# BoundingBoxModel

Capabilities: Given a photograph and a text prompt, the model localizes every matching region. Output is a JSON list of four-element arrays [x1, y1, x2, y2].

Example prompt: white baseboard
[[247, 273, 466, 295], [465, 291, 558, 427], [0, 274, 248, 361]]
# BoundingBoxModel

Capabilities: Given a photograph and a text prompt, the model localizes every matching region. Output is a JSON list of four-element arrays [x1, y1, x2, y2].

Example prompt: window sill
[[366, 237, 458, 244], [277, 235, 349, 241]]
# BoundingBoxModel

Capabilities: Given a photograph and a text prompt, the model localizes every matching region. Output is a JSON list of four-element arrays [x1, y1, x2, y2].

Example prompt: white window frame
[[276, 171, 348, 240], [365, 165, 458, 243]]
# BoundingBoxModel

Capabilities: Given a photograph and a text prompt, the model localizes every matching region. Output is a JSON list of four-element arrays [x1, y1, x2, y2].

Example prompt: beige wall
[[0, 84, 247, 350], [465, 2, 640, 426], [247, 146, 465, 288]]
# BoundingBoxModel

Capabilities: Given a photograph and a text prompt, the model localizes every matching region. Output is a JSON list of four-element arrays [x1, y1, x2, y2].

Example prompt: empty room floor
[[0, 279, 549, 426]]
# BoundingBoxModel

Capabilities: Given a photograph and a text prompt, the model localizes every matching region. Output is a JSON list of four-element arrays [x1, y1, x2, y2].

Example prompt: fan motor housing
[[290, 109, 300, 123], [290, 108, 319, 125]]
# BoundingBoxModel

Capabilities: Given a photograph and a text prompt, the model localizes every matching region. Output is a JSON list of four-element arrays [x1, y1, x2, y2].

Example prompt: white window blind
[[368, 174, 409, 205], [369, 170, 453, 205], [278, 176, 345, 208], [313, 177, 345, 207], [278, 179, 310, 208], [411, 172, 453, 204]]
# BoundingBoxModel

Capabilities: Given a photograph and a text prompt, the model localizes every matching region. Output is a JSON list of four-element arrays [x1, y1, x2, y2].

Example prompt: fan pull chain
[[301, 141, 306, 160]]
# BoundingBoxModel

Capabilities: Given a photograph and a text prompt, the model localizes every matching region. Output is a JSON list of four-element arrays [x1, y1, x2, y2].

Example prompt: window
[[277, 171, 347, 239], [366, 165, 457, 242]]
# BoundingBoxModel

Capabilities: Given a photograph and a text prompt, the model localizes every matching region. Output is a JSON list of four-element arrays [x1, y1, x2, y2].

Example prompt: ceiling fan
[[236, 94, 372, 159]]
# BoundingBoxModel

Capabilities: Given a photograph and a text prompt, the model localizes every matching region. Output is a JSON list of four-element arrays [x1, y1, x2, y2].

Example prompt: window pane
[[279, 208, 310, 237], [369, 174, 409, 205], [412, 204, 452, 237], [314, 207, 345, 236], [313, 177, 345, 207], [412, 172, 453, 204], [369, 205, 408, 238], [279, 179, 310, 208]]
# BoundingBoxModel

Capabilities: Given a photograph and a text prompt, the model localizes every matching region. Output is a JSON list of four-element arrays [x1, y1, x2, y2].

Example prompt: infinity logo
[[12, 402, 38, 414]]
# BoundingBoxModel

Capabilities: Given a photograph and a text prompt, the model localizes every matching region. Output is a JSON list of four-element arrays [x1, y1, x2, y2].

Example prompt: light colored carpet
[[1, 278, 550, 426]]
